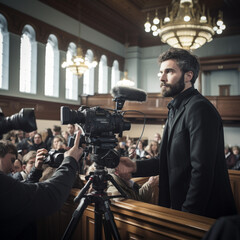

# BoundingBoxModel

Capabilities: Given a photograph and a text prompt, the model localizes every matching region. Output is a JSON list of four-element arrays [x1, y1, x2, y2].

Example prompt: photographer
[[0, 131, 83, 239]]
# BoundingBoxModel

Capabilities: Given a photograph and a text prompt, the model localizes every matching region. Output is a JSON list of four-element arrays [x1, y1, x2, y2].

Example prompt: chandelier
[[116, 71, 135, 87], [144, 0, 226, 50], [62, 45, 98, 76]]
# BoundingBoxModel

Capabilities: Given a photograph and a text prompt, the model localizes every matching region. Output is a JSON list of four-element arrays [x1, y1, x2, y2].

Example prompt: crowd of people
[[3, 124, 165, 175], [4, 124, 240, 178], [2, 123, 161, 199]]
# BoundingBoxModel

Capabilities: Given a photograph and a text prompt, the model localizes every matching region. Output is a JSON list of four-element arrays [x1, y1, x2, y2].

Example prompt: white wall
[[202, 70, 240, 96], [224, 127, 240, 147], [125, 35, 240, 94]]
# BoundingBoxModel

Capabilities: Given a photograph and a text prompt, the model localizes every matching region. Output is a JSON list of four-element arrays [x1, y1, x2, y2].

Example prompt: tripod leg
[[94, 201, 103, 240], [102, 217, 114, 240], [62, 196, 90, 240], [103, 199, 121, 240], [74, 176, 93, 203]]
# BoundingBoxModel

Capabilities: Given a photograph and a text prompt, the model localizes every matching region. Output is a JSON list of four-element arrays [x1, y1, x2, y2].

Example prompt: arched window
[[83, 49, 95, 95], [98, 55, 108, 93], [0, 14, 9, 90], [65, 43, 78, 100], [19, 25, 37, 93], [111, 60, 120, 89], [44, 34, 59, 97]]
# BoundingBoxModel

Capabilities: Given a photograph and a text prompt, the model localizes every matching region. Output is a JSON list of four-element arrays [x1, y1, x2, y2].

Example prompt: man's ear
[[184, 71, 194, 84], [22, 164, 26, 170]]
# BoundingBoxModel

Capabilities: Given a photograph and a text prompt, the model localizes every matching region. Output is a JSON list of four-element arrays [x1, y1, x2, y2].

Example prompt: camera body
[[61, 86, 147, 168], [61, 105, 131, 168], [61, 106, 130, 137], [43, 149, 65, 168]]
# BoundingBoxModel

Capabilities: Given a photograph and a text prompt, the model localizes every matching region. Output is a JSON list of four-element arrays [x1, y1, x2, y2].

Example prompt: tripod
[[62, 165, 127, 240]]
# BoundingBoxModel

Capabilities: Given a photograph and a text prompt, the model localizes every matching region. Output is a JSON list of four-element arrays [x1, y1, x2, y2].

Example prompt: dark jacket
[[12, 167, 43, 183], [134, 88, 237, 218], [28, 141, 47, 151], [0, 156, 78, 239]]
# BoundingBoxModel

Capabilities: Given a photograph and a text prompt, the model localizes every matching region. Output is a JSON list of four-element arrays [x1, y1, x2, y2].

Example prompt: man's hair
[[53, 125, 61, 132], [22, 150, 37, 164], [0, 140, 18, 158], [158, 47, 200, 85]]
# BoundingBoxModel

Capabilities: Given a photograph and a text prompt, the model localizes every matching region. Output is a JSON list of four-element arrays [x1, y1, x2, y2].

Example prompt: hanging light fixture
[[62, 6, 97, 76], [116, 71, 135, 87], [144, 0, 226, 50], [62, 45, 98, 76]]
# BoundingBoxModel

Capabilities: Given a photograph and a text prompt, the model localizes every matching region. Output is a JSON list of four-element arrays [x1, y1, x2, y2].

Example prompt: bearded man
[[117, 48, 237, 219]]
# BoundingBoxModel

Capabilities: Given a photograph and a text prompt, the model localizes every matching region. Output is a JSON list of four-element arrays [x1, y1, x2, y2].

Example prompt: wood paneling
[[229, 170, 240, 213], [0, 95, 79, 121], [1, 94, 240, 124]]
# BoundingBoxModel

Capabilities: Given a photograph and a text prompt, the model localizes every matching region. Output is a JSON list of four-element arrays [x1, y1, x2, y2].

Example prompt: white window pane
[[20, 33, 32, 93], [44, 35, 59, 97]]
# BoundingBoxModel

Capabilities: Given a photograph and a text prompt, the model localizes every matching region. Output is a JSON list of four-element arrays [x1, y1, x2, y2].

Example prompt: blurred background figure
[[128, 145, 140, 160], [61, 130, 69, 145], [67, 124, 75, 144], [135, 140, 148, 158], [232, 146, 240, 162], [154, 133, 161, 148], [126, 138, 133, 151], [28, 133, 47, 151], [42, 128, 53, 151], [117, 141, 128, 157], [52, 125, 62, 137], [12, 151, 37, 181], [145, 140, 159, 159], [225, 145, 236, 169], [12, 154, 23, 173], [51, 135, 65, 151]]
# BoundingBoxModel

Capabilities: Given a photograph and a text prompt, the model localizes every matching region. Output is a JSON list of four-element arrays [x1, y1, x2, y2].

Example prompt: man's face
[[13, 159, 23, 173], [24, 158, 35, 174], [34, 134, 42, 145], [67, 124, 75, 135], [0, 153, 16, 174], [158, 59, 185, 98]]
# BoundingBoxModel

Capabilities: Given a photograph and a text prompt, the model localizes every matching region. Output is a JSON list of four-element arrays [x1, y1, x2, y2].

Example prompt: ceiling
[[40, 0, 240, 47]]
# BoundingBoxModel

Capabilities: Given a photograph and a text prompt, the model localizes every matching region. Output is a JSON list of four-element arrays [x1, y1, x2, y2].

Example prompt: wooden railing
[[81, 94, 240, 123], [37, 188, 215, 240], [1, 94, 240, 123], [37, 170, 240, 240], [229, 170, 240, 213]]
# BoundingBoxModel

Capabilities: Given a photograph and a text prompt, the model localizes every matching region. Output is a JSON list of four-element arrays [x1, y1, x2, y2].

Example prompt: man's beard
[[160, 73, 185, 97]]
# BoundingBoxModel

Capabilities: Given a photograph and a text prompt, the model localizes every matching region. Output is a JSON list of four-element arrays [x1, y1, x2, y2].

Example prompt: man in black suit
[[117, 48, 237, 219]]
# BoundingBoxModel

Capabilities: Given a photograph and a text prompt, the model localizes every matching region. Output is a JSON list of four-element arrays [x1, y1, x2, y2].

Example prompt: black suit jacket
[[135, 88, 237, 218], [0, 156, 78, 239]]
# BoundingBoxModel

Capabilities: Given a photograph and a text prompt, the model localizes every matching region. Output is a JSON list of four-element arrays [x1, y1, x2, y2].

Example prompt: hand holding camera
[[64, 130, 83, 162]]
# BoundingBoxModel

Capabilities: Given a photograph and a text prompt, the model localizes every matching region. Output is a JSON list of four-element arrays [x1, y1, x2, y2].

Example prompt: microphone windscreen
[[111, 86, 147, 102]]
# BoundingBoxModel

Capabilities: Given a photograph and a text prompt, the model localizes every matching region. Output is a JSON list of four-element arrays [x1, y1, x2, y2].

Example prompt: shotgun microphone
[[111, 86, 147, 102]]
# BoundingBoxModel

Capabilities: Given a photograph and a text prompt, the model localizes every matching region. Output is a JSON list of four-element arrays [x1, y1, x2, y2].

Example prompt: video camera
[[0, 107, 37, 137], [60, 86, 147, 168]]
